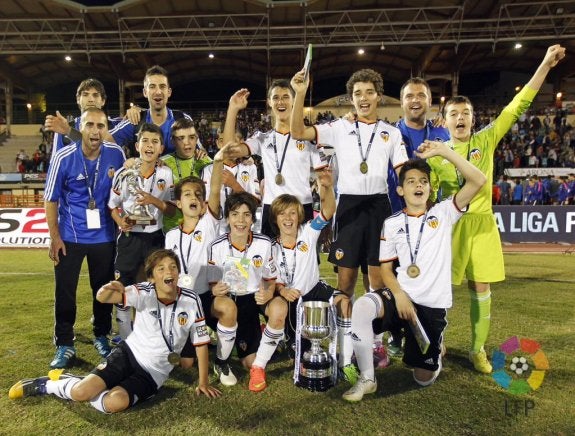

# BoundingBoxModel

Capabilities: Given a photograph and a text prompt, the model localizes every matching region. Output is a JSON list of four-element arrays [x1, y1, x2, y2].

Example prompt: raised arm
[[96, 280, 126, 304], [525, 45, 566, 92], [223, 89, 251, 156], [290, 69, 317, 141], [316, 167, 336, 220], [416, 140, 486, 210]]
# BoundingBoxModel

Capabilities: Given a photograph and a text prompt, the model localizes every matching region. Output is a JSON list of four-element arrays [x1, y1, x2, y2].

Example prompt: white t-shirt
[[315, 118, 408, 195], [124, 284, 209, 387], [245, 130, 326, 205], [202, 161, 260, 213], [379, 199, 463, 308], [109, 165, 174, 233], [272, 213, 330, 296], [208, 232, 277, 295], [164, 209, 221, 294]]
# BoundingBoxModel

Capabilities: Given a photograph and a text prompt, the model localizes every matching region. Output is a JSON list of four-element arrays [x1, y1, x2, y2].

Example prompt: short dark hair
[[400, 77, 431, 101], [174, 176, 206, 201], [171, 117, 196, 135], [268, 79, 295, 99], [398, 159, 431, 186], [144, 249, 180, 279], [76, 78, 107, 101], [443, 96, 474, 116], [346, 69, 384, 96], [137, 122, 164, 144], [224, 192, 259, 219], [144, 65, 169, 85], [80, 107, 108, 126]]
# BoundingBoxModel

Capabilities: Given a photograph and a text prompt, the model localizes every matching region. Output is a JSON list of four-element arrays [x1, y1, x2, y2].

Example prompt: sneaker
[[93, 336, 112, 358], [373, 342, 390, 369], [50, 345, 76, 369], [8, 377, 48, 399], [338, 364, 359, 384], [469, 348, 493, 374], [248, 365, 267, 392], [342, 377, 377, 402], [213, 361, 238, 386]]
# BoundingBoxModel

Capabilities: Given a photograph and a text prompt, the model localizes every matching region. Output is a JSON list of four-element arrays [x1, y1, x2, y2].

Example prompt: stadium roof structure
[[0, 0, 574, 103]]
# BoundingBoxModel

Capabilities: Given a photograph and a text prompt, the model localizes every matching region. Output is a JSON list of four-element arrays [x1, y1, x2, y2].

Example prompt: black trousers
[[53, 241, 115, 346]]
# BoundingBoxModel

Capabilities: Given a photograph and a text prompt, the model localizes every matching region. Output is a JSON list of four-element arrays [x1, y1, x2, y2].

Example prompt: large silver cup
[[297, 301, 334, 392], [123, 158, 156, 226]]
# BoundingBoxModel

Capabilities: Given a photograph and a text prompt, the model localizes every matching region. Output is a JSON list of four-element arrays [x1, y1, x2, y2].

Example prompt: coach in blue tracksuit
[[44, 107, 125, 369]]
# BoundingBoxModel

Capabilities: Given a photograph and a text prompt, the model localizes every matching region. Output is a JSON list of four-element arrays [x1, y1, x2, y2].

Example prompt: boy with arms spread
[[162, 118, 213, 232], [207, 192, 280, 388], [427, 44, 565, 373], [223, 80, 326, 237], [290, 68, 408, 380], [109, 123, 176, 339], [9, 249, 221, 412], [343, 140, 486, 402]]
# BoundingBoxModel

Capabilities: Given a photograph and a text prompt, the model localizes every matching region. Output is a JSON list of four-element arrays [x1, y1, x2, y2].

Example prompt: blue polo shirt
[[44, 141, 125, 244], [388, 119, 450, 212]]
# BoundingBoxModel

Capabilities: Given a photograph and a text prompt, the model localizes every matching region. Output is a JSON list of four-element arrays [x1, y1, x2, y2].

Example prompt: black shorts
[[371, 289, 447, 372], [91, 341, 158, 407], [234, 294, 264, 359], [115, 230, 165, 285], [328, 194, 390, 268], [261, 202, 314, 239]]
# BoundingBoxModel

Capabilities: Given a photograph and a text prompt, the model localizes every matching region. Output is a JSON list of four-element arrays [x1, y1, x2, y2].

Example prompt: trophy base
[[126, 216, 157, 226], [296, 359, 333, 392]]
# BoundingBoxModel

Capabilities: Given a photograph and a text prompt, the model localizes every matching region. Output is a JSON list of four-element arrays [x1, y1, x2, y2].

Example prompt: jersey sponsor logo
[[193, 230, 202, 242], [196, 324, 208, 337], [149, 310, 160, 319], [470, 148, 481, 161], [397, 228, 405, 234], [296, 141, 305, 151], [380, 131, 390, 142], [424, 358, 434, 365], [426, 215, 439, 229], [177, 311, 189, 326], [240, 171, 250, 183], [351, 333, 361, 342], [296, 241, 309, 252], [76, 173, 86, 181], [252, 254, 263, 268], [335, 248, 344, 260], [157, 179, 167, 191]]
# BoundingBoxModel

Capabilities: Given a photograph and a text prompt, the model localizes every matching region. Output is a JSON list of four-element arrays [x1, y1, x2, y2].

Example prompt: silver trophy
[[122, 158, 156, 226], [296, 301, 335, 392]]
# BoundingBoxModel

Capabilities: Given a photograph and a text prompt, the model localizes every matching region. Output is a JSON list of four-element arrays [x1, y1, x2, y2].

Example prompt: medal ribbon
[[404, 211, 428, 267], [81, 150, 102, 208], [278, 238, 297, 287], [227, 232, 253, 259], [156, 293, 179, 353], [355, 120, 379, 166], [178, 228, 194, 275], [272, 131, 291, 176]]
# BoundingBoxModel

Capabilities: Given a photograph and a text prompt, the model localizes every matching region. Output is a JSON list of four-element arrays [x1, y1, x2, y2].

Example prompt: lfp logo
[[492, 336, 549, 394]]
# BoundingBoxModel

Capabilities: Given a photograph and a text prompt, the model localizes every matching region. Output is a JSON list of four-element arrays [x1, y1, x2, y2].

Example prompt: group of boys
[[8, 44, 566, 411]]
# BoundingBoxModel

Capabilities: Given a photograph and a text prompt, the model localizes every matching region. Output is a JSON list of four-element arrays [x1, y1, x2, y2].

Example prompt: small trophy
[[296, 301, 336, 392], [123, 158, 156, 226]]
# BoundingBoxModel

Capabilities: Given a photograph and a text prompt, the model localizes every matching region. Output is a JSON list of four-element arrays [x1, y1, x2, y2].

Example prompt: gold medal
[[360, 161, 368, 174], [275, 173, 284, 185], [407, 264, 420, 278], [167, 352, 181, 366]]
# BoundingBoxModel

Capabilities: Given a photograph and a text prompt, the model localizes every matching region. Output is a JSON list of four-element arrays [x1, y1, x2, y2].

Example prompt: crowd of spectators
[[493, 173, 575, 205]]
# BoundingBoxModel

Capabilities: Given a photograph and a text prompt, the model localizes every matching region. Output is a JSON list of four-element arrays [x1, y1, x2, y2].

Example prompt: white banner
[[0, 208, 50, 248], [504, 168, 573, 177]]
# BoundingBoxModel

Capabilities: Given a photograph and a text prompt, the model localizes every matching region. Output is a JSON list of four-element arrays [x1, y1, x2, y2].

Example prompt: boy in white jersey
[[208, 192, 280, 389], [9, 249, 221, 412], [269, 168, 339, 380], [109, 123, 176, 339], [290, 68, 408, 381], [223, 80, 326, 237], [342, 141, 486, 402], [164, 143, 240, 369]]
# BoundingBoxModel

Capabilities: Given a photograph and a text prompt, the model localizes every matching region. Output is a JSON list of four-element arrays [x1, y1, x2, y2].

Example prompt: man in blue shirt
[[109, 65, 195, 156], [44, 107, 126, 369]]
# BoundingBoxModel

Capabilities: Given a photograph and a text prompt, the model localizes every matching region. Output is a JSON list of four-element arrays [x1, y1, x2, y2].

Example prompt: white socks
[[216, 322, 237, 361], [253, 325, 284, 369], [350, 294, 381, 381]]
